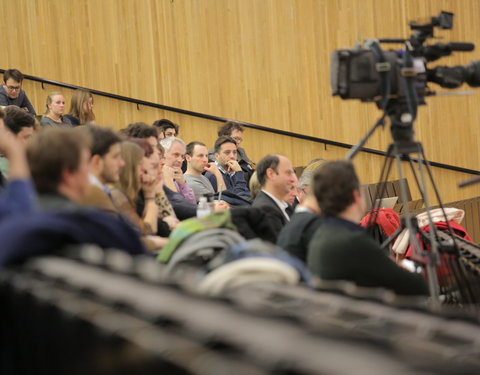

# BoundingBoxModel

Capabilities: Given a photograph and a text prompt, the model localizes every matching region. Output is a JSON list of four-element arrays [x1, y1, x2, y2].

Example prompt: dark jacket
[[163, 185, 196, 220], [252, 191, 290, 239]]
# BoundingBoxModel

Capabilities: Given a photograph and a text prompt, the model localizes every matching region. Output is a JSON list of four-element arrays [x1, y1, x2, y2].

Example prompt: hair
[[4, 105, 35, 134], [123, 122, 158, 139], [74, 125, 121, 157], [68, 89, 95, 124], [248, 171, 261, 199], [128, 138, 153, 157], [43, 91, 63, 115], [312, 160, 360, 217], [152, 118, 179, 135], [0, 107, 5, 120], [185, 141, 206, 156], [160, 136, 185, 152], [3, 69, 23, 83], [117, 141, 145, 203], [217, 121, 244, 137], [256, 154, 280, 187], [27, 128, 91, 194], [299, 159, 327, 188], [214, 136, 236, 153]]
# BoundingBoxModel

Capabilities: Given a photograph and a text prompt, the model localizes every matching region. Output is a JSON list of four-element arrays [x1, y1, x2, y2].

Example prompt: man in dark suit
[[252, 154, 297, 238]]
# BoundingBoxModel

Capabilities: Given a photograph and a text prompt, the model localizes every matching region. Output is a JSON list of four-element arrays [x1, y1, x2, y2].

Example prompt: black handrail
[[3, 69, 479, 176]]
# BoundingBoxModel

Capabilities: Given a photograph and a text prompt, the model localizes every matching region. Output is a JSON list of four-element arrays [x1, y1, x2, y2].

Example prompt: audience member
[[0, 108, 36, 219], [40, 92, 73, 127], [1, 106, 36, 179], [209, 121, 255, 183], [205, 136, 251, 200], [277, 167, 323, 263], [248, 171, 261, 199], [75, 125, 124, 213], [307, 161, 428, 296], [65, 88, 96, 125], [0, 69, 36, 116], [252, 154, 297, 237], [184, 141, 225, 202], [160, 137, 196, 204], [153, 118, 179, 138]]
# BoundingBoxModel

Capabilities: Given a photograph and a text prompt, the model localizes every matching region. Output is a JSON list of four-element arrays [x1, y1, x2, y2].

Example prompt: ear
[[266, 167, 275, 180], [214, 152, 219, 161], [185, 154, 192, 163], [90, 154, 103, 173]]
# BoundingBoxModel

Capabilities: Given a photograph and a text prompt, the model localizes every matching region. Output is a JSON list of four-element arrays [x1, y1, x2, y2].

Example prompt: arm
[[175, 179, 197, 204], [204, 162, 226, 192], [20, 91, 36, 116]]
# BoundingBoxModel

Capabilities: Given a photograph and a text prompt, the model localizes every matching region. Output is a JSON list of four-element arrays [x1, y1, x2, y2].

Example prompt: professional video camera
[[330, 11, 480, 106]]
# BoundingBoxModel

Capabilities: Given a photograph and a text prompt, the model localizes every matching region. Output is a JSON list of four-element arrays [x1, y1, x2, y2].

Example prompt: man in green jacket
[[307, 160, 428, 296]]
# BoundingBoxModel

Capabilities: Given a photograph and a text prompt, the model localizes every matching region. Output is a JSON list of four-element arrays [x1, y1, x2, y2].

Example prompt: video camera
[[330, 11, 480, 107]]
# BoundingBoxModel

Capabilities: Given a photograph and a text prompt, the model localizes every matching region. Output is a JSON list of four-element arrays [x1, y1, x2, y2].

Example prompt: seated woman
[[40, 92, 72, 128], [64, 89, 96, 126], [110, 140, 167, 251]]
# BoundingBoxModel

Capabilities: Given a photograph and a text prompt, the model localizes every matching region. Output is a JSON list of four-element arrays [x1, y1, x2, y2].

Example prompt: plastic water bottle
[[197, 196, 211, 218]]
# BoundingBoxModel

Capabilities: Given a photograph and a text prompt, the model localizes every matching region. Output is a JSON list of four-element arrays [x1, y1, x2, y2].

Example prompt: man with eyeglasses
[[0, 69, 36, 116]]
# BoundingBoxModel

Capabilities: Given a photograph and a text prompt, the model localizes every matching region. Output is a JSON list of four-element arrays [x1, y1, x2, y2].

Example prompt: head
[[129, 138, 160, 178], [117, 141, 145, 202], [256, 154, 297, 200], [153, 119, 179, 138], [123, 122, 158, 151], [3, 69, 23, 100], [68, 89, 95, 124], [185, 141, 208, 174], [160, 137, 186, 169], [313, 161, 365, 221], [75, 125, 124, 185], [218, 121, 244, 146], [44, 91, 66, 116], [27, 128, 91, 201], [248, 171, 261, 199], [214, 136, 237, 169], [4, 105, 35, 145], [299, 159, 327, 201]]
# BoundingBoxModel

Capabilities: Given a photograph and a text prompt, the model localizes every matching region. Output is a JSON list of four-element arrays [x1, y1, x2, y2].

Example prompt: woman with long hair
[[110, 140, 167, 250], [40, 91, 72, 127], [65, 89, 96, 125]]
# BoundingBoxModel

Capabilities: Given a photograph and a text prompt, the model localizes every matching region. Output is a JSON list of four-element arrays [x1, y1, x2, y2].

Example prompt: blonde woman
[[40, 92, 72, 128], [65, 89, 96, 125]]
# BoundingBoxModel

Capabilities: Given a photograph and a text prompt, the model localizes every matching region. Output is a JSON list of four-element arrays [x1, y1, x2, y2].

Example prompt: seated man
[[184, 141, 224, 202], [277, 169, 323, 263], [152, 118, 179, 138], [208, 121, 255, 184], [0, 107, 36, 219], [0, 69, 36, 116], [160, 137, 196, 204], [1, 106, 36, 179], [252, 154, 297, 237], [307, 160, 428, 296], [205, 136, 251, 200]]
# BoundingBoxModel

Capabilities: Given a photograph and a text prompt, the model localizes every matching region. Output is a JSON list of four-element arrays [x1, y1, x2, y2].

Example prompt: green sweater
[[307, 217, 428, 296]]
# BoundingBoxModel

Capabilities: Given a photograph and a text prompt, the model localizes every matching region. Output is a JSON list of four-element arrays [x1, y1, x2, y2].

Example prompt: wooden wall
[[2, 0, 480, 203]]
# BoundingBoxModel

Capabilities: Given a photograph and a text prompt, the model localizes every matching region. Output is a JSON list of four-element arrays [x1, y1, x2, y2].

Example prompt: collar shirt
[[261, 189, 290, 221]]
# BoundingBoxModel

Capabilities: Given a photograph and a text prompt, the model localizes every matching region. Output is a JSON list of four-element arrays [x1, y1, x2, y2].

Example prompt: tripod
[[349, 100, 477, 308]]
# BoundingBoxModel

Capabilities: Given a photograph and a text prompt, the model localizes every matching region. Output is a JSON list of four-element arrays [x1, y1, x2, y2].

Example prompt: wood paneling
[[2, 0, 480, 203]]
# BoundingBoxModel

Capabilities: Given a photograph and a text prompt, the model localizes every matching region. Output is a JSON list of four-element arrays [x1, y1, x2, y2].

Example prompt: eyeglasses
[[232, 136, 243, 144], [6, 85, 21, 91]]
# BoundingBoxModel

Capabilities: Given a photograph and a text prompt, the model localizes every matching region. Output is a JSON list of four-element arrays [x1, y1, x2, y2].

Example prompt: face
[[100, 143, 125, 184], [82, 97, 93, 113], [48, 94, 66, 116], [16, 126, 34, 146], [4, 78, 21, 99], [269, 156, 297, 197], [215, 141, 237, 168], [187, 144, 209, 173], [71, 148, 91, 199], [230, 129, 243, 145], [165, 141, 185, 168], [164, 127, 176, 138]]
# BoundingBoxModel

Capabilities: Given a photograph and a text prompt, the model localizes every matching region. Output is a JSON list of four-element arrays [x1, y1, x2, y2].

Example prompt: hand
[[162, 215, 179, 230], [172, 167, 185, 184], [213, 201, 230, 212], [226, 160, 242, 173], [141, 171, 157, 197], [146, 235, 169, 251], [204, 162, 221, 176], [162, 165, 175, 182]]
